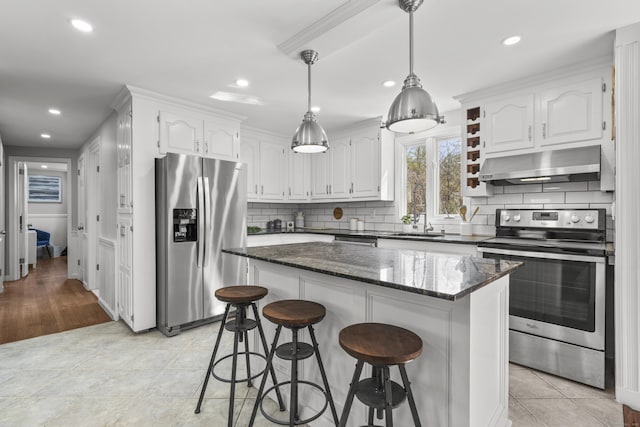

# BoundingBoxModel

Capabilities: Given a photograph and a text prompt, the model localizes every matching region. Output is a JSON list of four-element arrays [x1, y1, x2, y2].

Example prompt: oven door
[[477, 246, 605, 350]]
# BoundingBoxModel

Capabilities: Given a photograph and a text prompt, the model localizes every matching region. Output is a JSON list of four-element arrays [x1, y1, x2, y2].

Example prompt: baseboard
[[98, 296, 117, 321], [616, 386, 640, 409]]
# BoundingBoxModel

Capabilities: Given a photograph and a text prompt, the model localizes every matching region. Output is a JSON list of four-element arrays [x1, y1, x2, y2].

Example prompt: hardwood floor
[[0, 256, 111, 344]]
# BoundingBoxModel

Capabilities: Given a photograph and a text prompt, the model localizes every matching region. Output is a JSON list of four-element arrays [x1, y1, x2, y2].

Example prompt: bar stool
[[195, 285, 285, 426], [338, 322, 423, 427], [249, 299, 339, 426]]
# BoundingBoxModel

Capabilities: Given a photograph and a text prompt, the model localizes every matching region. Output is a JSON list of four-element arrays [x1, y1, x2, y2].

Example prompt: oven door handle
[[477, 246, 606, 263]]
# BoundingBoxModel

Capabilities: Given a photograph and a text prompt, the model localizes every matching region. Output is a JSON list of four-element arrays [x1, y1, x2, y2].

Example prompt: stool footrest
[[275, 342, 314, 361], [356, 378, 406, 410], [211, 352, 266, 384], [260, 380, 329, 426], [224, 318, 257, 332]]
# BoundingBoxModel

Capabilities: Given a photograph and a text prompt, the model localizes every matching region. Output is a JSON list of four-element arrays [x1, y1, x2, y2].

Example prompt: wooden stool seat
[[215, 285, 268, 304], [262, 299, 326, 328], [339, 323, 423, 365]]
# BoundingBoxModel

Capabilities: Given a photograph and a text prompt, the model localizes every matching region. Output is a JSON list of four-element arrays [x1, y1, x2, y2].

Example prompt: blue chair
[[33, 229, 51, 257]]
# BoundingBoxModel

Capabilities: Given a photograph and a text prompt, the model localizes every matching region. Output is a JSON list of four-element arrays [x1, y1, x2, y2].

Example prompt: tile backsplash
[[247, 180, 615, 241]]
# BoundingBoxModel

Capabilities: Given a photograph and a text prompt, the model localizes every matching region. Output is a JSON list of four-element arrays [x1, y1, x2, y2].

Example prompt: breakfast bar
[[223, 242, 522, 427]]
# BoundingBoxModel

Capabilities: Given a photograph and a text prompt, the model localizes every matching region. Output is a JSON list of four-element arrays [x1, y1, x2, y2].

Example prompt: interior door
[[0, 139, 5, 287], [77, 155, 86, 285], [17, 162, 29, 277]]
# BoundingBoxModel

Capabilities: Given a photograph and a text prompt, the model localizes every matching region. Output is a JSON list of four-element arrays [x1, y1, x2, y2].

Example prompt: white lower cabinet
[[117, 215, 133, 328]]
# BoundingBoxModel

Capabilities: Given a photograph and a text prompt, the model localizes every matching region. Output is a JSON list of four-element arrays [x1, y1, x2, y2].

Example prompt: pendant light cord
[[307, 62, 312, 112], [409, 11, 414, 76]]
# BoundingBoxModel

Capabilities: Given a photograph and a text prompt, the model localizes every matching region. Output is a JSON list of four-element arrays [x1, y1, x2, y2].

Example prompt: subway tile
[[260, 209, 278, 215], [565, 191, 613, 204], [470, 198, 488, 205], [486, 193, 523, 205], [543, 182, 588, 192], [479, 204, 506, 215], [504, 184, 542, 193], [523, 192, 565, 204], [375, 223, 395, 232], [589, 203, 613, 215], [491, 186, 504, 194], [505, 204, 544, 209], [543, 203, 588, 209]]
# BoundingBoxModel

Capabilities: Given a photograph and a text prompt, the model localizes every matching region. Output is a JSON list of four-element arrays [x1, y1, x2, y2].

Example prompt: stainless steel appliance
[[477, 208, 607, 388], [156, 153, 247, 337]]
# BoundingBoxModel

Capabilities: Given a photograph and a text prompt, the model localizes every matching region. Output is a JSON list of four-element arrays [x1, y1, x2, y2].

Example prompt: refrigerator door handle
[[197, 177, 205, 268], [203, 176, 211, 267]]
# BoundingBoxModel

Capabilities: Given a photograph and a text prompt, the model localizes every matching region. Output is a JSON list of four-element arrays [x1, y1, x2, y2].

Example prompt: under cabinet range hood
[[479, 145, 601, 185]]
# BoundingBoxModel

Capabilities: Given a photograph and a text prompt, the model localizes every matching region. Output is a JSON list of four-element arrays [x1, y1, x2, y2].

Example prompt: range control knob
[[503, 215, 511, 223], [570, 214, 581, 223], [585, 215, 595, 224], [513, 214, 521, 222]]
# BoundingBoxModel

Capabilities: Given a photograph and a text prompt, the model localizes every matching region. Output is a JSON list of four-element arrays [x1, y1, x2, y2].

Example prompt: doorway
[[6, 156, 74, 282]]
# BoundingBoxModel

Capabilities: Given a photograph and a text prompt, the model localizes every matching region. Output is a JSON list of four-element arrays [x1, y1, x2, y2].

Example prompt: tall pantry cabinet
[[112, 86, 244, 332]]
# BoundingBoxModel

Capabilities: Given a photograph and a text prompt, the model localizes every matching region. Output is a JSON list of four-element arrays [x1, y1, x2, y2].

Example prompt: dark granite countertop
[[248, 228, 492, 245], [224, 242, 522, 301]]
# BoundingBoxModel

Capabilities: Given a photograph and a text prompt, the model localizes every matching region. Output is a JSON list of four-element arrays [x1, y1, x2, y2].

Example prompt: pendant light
[[386, 0, 444, 133], [291, 49, 329, 153]]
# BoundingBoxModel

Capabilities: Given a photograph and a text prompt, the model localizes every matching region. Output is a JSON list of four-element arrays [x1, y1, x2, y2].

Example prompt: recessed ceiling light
[[383, 80, 396, 88], [48, 108, 61, 115], [41, 133, 51, 139], [501, 35, 521, 46], [41, 165, 48, 169], [235, 79, 249, 87], [310, 106, 320, 113], [210, 91, 264, 105], [71, 19, 93, 33]]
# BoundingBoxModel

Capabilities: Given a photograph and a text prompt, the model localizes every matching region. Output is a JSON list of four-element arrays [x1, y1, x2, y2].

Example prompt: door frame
[[7, 155, 73, 281]]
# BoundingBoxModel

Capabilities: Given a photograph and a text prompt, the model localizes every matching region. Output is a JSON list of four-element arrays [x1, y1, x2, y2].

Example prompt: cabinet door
[[259, 140, 286, 201], [117, 104, 133, 213], [350, 130, 380, 198], [117, 216, 133, 328], [288, 151, 310, 201], [203, 119, 238, 161], [158, 111, 203, 155], [311, 152, 331, 199], [538, 77, 603, 146], [239, 137, 260, 200], [329, 137, 350, 199], [484, 94, 534, 153]]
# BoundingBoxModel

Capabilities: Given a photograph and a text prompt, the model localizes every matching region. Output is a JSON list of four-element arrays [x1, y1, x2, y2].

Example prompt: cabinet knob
[[542, 122, 546, 139]]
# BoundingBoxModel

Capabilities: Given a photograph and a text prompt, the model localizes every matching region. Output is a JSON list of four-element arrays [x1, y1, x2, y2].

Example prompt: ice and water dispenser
[[173, 208, 197, 242]]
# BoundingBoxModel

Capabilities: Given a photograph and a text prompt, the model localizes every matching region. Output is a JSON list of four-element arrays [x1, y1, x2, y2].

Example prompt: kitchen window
[[399, 130, 462, 220]]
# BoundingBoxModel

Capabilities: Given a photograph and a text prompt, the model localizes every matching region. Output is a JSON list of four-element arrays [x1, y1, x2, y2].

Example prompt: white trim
[[7, 155, 73, 281], [614, 29, 640, 408], [396, 126, 463, 223], [28, 214, 68, 218]]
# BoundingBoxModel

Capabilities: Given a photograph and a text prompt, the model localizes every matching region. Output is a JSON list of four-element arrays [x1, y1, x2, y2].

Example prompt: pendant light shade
[[386, 0, 444, 133], [292, 50, 329, 153]]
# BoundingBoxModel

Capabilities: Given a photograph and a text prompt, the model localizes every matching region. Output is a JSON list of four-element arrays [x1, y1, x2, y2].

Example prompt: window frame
[[395, 124, 462, 223]]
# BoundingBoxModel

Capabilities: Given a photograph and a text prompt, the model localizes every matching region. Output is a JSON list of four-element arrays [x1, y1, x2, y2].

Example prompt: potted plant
[[401, 214, 414, 232]]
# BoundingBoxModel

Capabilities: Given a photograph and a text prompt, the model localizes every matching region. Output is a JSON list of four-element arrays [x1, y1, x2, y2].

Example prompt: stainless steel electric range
[[477, 208, 607, 388]]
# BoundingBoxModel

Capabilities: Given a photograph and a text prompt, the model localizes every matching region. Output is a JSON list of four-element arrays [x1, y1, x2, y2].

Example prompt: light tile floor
[[0, 321, 623, 426]]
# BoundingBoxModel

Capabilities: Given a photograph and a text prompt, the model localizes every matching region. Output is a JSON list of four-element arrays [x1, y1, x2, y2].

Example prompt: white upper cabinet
[[288, 151, 310, 201], [538, 77, 603, 146], [239, 137, 260, 200], [203, 119, 238, 161], [350, 129, 381, 198], [259, 140, 286, 201], [159, 110, 241, 161], [329, 137, 350, 199], [484, 94, 535, 153], [311, 152, 331, 199], [117, 102, 133, 213], [159, 111, 203, 155], [239, 131, 287, 202]]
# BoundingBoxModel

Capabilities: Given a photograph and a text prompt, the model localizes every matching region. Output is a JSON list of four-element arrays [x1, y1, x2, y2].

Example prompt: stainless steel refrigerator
[[156, 153, 247, 336]]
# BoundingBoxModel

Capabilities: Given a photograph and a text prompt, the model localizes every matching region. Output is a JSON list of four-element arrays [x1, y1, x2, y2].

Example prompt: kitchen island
[[223, 242, 522, 427]]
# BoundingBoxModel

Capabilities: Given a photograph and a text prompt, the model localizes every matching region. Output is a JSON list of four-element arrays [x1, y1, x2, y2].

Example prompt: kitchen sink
[[391, 232, 446, 239]]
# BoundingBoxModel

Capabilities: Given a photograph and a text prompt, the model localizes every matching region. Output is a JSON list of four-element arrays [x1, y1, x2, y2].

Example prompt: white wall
[[27, 169, 68, 252]]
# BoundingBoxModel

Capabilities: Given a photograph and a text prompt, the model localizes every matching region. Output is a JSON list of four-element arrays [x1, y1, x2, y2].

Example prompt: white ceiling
[[1, 0, 639, 149]]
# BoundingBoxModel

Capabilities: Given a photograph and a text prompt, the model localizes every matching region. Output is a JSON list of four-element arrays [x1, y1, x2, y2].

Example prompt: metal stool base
[[259, 380, 329, 426]]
